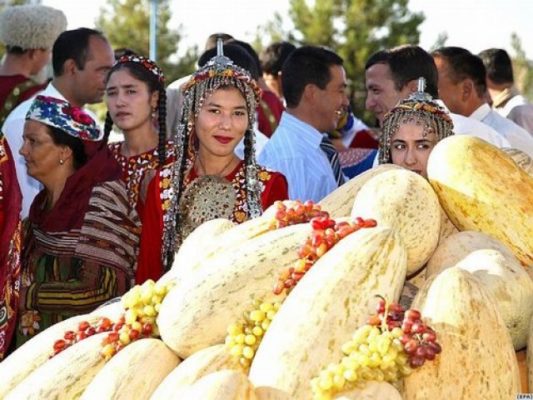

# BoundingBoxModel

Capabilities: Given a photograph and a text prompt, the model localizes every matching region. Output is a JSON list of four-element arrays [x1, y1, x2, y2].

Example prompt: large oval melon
[[403, 267, 520, 399], [318, 164, 401, 217], [249, 227, 407, 399], [427, 135, 533, 266], [351, 168, 441, 275]]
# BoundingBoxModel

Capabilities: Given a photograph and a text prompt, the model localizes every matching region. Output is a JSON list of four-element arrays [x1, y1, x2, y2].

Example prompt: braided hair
[[162, 48, 263, 268], [103, 55, 167, 166], [379, 94, 454, 165]]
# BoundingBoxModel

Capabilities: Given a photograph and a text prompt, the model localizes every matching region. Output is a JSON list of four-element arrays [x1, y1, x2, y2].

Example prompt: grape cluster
[[310, 298, 441, 400], [225, 300, 282, 371], [52, 317, 114, 357], [100, 279, 174, 360], [50, 279, 174, 360], [271, 200, 327, 229], [273, 216, 377, 295]]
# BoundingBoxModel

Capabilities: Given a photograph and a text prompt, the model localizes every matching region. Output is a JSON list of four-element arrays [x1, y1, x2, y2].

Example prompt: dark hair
[[47, 125, 87, 169], [114, 47, 138, 61], [198, 44, 258, 78], [52, 28, 106, 76], [103, 61, 168, 166], [204, 32, 234, 51], [432, 47, 487, 97], [478, 48, 514, 85], [225, 39, 261, 80], [365, 45, 439, 98], [282, 45, 343, 108], [260, 41, 297, 76], [6, 45, 27, 55]]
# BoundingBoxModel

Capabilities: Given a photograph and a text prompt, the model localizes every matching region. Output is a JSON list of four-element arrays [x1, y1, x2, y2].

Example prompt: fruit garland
[[51, 279, 174, 360], [225, 201, 377, 372], [311, 298, 441, 399]]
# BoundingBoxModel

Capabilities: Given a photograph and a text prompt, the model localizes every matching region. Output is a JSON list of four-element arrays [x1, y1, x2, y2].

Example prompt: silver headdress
[[379, 77, 454, 165], [162, 38, 263, 269]]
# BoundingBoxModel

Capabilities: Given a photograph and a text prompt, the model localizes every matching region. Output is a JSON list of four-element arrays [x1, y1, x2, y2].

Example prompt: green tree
[[257, 0, 424, 121], [510, 33, 533, 101], [95, 0, 197, 83]]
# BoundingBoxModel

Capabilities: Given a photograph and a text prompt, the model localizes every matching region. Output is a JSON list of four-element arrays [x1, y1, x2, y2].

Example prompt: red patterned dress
[[109, 141, 176, 284], [0, 134, 21, 359]]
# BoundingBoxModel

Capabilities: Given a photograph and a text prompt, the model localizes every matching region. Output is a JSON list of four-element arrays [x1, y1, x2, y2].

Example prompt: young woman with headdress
[[158, 41, 288, 270], [16, 95, 140, 348], [0, 133, 22, 358], [103, 55, 175, 283], [379, 78, 454, 178]]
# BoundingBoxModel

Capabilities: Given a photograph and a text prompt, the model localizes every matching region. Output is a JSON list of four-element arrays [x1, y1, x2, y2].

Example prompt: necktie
[[320, 135, 345, 186]]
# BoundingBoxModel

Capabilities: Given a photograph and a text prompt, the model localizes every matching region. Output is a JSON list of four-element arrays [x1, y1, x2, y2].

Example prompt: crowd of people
[[1, 4, 532, 359]]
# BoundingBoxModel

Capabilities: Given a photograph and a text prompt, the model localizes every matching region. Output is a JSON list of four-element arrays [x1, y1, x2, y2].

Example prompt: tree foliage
[[255, 0, 424, 117], [510, 33, 533, 101], [95, 0, 197, 83]]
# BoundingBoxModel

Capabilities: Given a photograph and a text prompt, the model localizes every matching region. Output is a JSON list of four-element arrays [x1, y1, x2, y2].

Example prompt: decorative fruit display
[[0, 302, 123, 398], [403, 267, 520, 399], [351, 168, 441, 275], [225, 300, 282, 371], [157, 223, 312, 358], [48, 278, 174, 362], [311, 298, 441, 399], [318, 164, 402, 218], [273, 216, 377, 295], [4, 333, 109, 400], [427, 135, 533, 266], [249, 227, 407, 399]]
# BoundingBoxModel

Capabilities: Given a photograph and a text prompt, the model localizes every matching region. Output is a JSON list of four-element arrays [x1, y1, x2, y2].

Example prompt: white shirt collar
[[469, 103, 491, 121]]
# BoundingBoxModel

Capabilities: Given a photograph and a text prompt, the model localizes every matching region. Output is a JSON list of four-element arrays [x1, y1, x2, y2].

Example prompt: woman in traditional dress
[[104, 55, 174, 283], [160, 41, 289, 269], [16, 95, 140, 347], [379, 78, 454, 178], [0, 134, 22, 358]]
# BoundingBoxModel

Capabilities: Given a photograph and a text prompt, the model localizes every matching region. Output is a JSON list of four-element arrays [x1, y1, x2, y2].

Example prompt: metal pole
[[149, 0, 158, 61]]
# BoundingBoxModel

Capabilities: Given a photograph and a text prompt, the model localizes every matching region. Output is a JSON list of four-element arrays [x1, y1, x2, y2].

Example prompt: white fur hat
[[0, 5, 67, 50]]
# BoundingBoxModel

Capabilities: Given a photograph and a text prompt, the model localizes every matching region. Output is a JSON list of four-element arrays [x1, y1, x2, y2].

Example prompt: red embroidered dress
[[0, 134, 22, 359], [184, 159, 288, 223]]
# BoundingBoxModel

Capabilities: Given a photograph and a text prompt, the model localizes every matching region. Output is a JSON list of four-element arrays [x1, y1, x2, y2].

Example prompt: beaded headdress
[[26, 95, 102, 141], [379, 77, 454, 165], [115, 54, 165, 84], [162, 39, 263, 268]]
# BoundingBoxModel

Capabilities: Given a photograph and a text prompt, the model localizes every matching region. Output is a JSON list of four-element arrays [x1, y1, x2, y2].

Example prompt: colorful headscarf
[[379, 78, 454, 165], [115, 54, 165, 84], [26, 95, 102, 141]]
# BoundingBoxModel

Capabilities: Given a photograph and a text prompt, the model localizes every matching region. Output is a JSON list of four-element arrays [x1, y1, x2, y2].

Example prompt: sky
[[42, 0, 533, 60]]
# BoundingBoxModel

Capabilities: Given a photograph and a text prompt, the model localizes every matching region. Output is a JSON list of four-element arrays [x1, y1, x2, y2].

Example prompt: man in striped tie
[[259, 46, 349, 202]]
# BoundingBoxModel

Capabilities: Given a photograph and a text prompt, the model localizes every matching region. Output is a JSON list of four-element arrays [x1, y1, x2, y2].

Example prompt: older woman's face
[[20, 120, 67, 182], [390, 121, 438, 178], [195, 87, 248, 158]]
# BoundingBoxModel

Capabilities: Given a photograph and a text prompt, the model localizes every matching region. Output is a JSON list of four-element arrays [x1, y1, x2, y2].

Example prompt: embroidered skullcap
[[26, 96, 102, 141], [0, 5, 67, 50], [379, 77, 454, 165], [115, 54, 165, 84]]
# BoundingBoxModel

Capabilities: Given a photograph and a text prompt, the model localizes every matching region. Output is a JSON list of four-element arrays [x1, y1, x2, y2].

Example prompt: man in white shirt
[[2, 28, 115, 217], [479, 48, 533, 135], [259, 46, 349, 202], [364, 45, 509, 151], [432, 47, 533, 157]]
